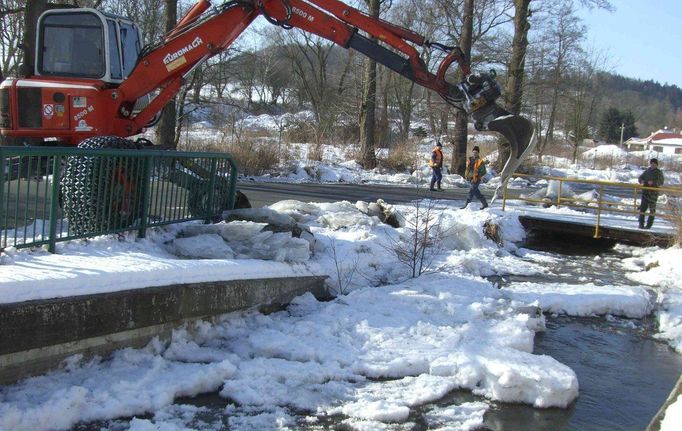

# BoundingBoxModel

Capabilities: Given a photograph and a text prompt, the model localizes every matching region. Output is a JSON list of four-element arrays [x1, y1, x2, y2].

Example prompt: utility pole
[[619, 122, 625, 147]]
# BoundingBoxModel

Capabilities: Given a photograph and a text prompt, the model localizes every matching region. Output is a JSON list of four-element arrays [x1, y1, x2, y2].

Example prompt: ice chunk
[[217, 220, 267, 241], [169, 234, 234, 259]]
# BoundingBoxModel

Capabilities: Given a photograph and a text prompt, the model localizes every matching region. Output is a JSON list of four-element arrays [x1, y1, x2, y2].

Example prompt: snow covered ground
[[1, 122, 681, 430]]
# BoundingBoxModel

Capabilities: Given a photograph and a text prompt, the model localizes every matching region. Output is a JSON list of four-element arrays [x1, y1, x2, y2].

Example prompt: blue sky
[[578, 0, 682, 88]]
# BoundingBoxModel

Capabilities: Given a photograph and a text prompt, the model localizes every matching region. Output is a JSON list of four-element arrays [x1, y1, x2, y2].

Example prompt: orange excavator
[[0, 0, 535, 212]]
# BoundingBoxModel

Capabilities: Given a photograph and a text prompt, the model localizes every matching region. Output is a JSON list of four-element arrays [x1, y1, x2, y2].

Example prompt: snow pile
[[621, 245, 682, 352], [580, 144, 628, 162], [502, 282, 652, 318], [0, 277, 578, 431], [2, 196, 681, 429], [238, 111, 314, 132], [0, 200, 582, 430], [171, 217, 313, 262], [661, 394, 682, 431], [0, 339, 236, 431]]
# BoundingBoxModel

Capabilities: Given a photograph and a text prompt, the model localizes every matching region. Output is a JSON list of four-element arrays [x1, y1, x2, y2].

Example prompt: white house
[[624, 127, 682, 155]]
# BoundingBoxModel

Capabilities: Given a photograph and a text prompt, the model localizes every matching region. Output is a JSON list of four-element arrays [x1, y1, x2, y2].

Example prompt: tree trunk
[[21, 0, 47, 77], [505, 0, 531, 116], [542, 73, 561, 157], [156, 0, 178, 148], [498, 0, 531, 170], [378, 69, 389, 147], [192, 66, 204, 104], [451, 0, 473, 176], [358, 0, 380, 169]]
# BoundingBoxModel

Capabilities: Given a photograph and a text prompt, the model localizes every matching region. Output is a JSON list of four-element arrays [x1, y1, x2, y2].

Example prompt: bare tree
[[102, 0, 165, 44], [565, 47, 606, 162], [384, 0, 430, 143], [422, 0, 513, 172], [504, 1, 531, 114], [19, 0, 47, 77], [0, 0, 24, 76], [390, 73, 418, 141], [382, 196, 446, 278], [357, 0, 385, 169], [155, 0, 178, 148], [451, 0, 474, 176], [328, 237, 361, 295], [536, 1, 584, 159], [280, 29, 345, 154]]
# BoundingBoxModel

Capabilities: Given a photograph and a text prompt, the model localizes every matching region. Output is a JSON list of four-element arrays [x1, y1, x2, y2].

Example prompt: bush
[[285, 121, 315, 143], [378, 140, 419, 172], [412, 126, 428, 138], [228, 140, 281, 176], [178, 138, 281, 176]]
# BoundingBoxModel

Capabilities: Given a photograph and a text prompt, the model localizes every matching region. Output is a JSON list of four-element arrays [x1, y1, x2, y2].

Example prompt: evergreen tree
[[622, 111, 638, 140], [598, 108, 637, 143]]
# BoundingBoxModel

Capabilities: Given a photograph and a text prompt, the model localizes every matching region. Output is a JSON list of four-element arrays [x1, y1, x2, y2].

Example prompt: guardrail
[[1, 146, 237, 253], [501, 173, 682, 238]]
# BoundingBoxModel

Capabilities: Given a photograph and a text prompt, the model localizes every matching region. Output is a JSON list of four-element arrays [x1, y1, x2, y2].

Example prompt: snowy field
[[1, 120, 681, 430]]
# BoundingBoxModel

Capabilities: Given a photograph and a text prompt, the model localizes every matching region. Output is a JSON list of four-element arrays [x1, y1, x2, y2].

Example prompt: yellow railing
[[501, 173, 682, 238]]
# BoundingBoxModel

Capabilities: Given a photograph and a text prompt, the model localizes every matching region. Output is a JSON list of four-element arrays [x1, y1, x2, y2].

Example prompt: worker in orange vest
[[429, 141, 444, 191], [461, 146, 489, 209]]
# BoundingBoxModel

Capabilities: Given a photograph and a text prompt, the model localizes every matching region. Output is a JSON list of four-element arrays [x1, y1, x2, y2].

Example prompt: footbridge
[[500, 174, 681, 247]]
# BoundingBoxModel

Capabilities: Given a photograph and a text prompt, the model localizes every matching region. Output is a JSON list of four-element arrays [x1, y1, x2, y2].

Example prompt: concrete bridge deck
[[514, 206, 677, 247]]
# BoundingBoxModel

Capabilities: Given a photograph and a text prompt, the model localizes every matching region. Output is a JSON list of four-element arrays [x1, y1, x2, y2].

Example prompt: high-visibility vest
[[466, 157, 485, 182], [430, 147, 443, 168]]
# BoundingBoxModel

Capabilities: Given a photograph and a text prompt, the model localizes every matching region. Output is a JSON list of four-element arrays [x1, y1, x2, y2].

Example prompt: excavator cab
[[0, 9, 146, 146], [36, 8, 142, 83]]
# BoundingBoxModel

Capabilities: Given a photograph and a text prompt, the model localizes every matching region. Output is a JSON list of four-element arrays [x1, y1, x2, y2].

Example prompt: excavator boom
[[1, 0, 535, 186]]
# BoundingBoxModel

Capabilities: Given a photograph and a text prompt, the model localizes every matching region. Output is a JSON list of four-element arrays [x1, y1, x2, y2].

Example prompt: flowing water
[[480, 233, 682, 431], [77, 236, 682, 431]]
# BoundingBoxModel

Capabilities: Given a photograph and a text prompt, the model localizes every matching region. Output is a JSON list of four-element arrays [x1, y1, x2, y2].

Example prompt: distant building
[[624, 127, 682, 155]]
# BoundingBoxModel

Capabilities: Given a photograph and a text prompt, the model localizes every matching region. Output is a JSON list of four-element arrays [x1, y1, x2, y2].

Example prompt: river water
[[77, 237, 682, 431]]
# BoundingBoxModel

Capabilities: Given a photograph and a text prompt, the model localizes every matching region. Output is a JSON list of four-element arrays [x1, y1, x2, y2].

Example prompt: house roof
[[651, 132, 682, 141], [652, 138, 682, 147]]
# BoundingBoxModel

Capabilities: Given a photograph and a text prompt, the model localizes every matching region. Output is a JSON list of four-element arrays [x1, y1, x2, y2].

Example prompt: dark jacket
[[639, 167, 664, 197]]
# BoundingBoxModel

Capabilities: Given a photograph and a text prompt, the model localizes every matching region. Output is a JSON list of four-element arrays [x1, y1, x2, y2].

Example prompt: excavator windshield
[[36, 9, 141, 82], [38, 12, 105, 79]]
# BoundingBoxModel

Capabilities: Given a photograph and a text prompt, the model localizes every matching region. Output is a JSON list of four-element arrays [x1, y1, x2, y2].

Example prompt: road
[[236, 181, 491, 208]]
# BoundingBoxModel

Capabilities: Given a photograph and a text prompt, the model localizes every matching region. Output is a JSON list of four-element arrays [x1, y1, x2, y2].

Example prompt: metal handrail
[[1, 146, 237, 253], [501, 173, 682, 238]]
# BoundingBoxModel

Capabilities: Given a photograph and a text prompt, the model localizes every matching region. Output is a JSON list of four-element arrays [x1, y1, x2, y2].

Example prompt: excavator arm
[[116, 0, 536, 187]]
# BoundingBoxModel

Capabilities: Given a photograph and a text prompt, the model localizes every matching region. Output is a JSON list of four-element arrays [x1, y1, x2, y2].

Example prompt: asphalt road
[[236, 181, 491, 208]]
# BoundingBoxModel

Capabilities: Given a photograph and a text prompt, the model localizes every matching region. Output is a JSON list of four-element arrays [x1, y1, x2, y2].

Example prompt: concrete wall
[[0, 276, 328, 385]]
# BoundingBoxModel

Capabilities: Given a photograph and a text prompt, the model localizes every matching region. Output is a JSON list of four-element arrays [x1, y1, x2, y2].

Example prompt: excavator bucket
[[487, 114, 537, 203]]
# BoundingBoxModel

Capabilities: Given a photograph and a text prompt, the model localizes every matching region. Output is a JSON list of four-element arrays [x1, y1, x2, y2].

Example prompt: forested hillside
[[596, 72, 682, 137]]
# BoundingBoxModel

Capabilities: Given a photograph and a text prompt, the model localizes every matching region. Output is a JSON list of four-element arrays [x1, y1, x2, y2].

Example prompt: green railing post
[[228, 158, 237, 210], [137, 156, 152, 239], [205, 158, 218, 223], [48, 155, 62, 253]]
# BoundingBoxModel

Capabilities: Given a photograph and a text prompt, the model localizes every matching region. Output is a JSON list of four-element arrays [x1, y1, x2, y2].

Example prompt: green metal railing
[[501, 173, 682, 238], [1, 146, 237, 253]]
